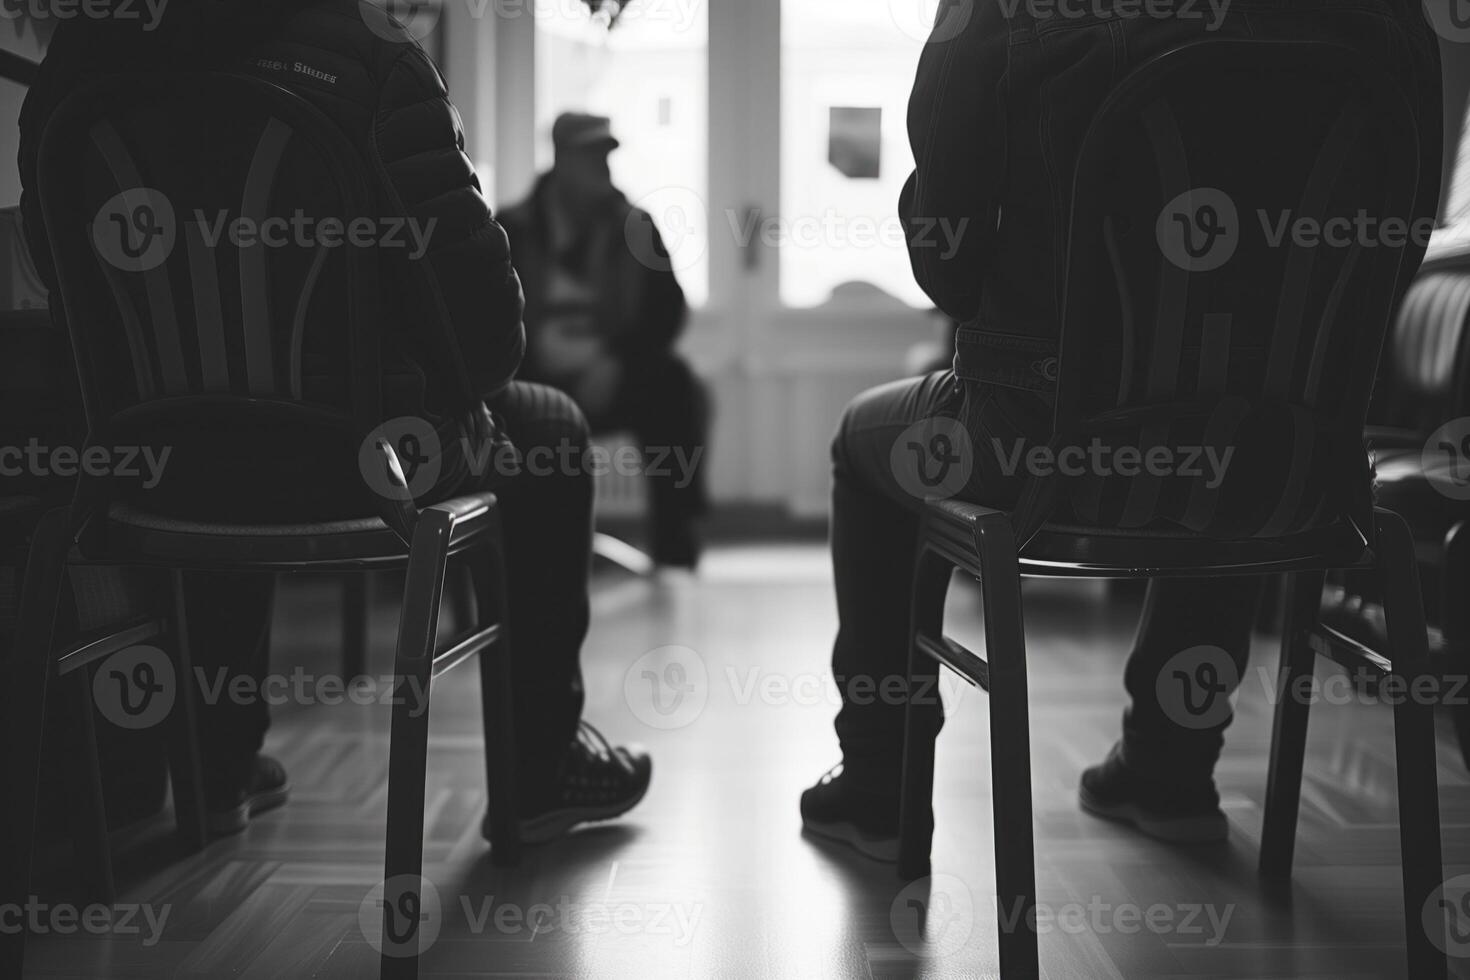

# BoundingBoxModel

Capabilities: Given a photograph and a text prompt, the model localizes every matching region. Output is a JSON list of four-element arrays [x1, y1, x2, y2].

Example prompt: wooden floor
[[21, 543, 1470, 979]]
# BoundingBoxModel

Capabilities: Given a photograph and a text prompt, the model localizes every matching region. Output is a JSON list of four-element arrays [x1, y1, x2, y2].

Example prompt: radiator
[[592, 433, 648, 520]]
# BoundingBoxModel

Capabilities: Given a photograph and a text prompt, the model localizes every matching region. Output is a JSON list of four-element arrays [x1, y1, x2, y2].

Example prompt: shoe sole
[[207, 783, 291, 838], [1078, 787, 1228, 844], [801, 818, 900, 863], [512, 780, 652, 846]]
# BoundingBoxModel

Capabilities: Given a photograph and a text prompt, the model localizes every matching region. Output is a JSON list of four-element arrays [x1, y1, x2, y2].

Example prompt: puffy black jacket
[[903, 0, 1441, 396], [18, 0, 525, 416]]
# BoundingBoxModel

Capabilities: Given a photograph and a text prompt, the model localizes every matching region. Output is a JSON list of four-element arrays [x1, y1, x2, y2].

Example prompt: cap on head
[[552, 112, 620, 158]]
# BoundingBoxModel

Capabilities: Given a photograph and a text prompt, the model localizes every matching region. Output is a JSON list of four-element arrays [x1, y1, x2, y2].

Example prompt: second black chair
[[898, 40, 1442, 980]]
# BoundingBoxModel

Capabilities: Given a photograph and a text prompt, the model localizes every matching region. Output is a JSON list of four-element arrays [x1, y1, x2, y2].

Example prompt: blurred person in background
[[501, 113, 710, 570]]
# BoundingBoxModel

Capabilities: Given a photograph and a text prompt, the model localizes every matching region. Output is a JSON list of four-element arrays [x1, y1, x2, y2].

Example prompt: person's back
[[803, 0, 1445, 862], [18, 0, 527, 507], [906, 0, 1443, 426], [17, 0, 654, 844]]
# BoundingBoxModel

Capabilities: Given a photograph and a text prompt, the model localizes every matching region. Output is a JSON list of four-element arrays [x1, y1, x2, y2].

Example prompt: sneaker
[[1078, 744, 1228, 844], [490, 722, 652, 846], [205, 754, 290, 837], [800, 763, 902, 863]]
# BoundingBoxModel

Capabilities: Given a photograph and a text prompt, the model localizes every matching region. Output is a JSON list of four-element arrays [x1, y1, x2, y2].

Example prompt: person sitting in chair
[[19, 0, 652, 843], [800, 0, 1443, 857], [499, 114, 710, 570]]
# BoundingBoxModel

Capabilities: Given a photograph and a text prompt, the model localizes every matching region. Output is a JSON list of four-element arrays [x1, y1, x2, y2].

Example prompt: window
[[780, 0, 928, 309]]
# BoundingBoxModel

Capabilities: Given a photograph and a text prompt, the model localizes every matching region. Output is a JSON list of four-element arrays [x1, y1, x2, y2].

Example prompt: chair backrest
[[35, 72, 385, 519], [1039, 40, 1423, 545]]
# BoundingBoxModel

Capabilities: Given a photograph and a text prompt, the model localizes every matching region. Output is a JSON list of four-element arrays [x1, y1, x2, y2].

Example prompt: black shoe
[[205, 754, 290, 837], [490, 722, 652, 845], [800, 763, 902, 863], [1079, 743, 1227, 844]]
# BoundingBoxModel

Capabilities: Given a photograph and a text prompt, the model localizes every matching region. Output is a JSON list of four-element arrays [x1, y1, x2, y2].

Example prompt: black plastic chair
[[897, 41, 1443, 980], [1323, 263, 1470, 773], [33, 73, 520, 980]]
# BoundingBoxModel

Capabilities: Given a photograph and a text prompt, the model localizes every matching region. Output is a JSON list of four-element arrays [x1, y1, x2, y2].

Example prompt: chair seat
[[93, 494, 498, 571], [926, 497, 1373, 578]]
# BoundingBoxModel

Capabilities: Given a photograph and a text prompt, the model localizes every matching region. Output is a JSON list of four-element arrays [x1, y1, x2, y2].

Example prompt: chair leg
[[1, 507, 71, 980], [1259, 570, 1325, 878], [472, 532, 521, 868], [898, 543, 951, 882], [1377, 509, 1447, 980], [1442, 521, 1470, 774], [380, 514, 451, 980], [976, 520, 1040, 980], [63, 667, 115, 905], [166, 570, 207, 853]]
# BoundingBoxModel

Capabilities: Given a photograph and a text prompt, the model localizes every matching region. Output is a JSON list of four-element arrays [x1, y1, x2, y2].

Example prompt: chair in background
[[1319, 263, 1470, 771], [897, 41, 1442, 980], [33, 72, 521, 980]]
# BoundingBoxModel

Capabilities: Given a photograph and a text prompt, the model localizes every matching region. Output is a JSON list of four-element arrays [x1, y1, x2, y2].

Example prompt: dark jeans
[[552, 353, 710, 566], [830, 370, 1258, 794], [189, 382, 592, 800]]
